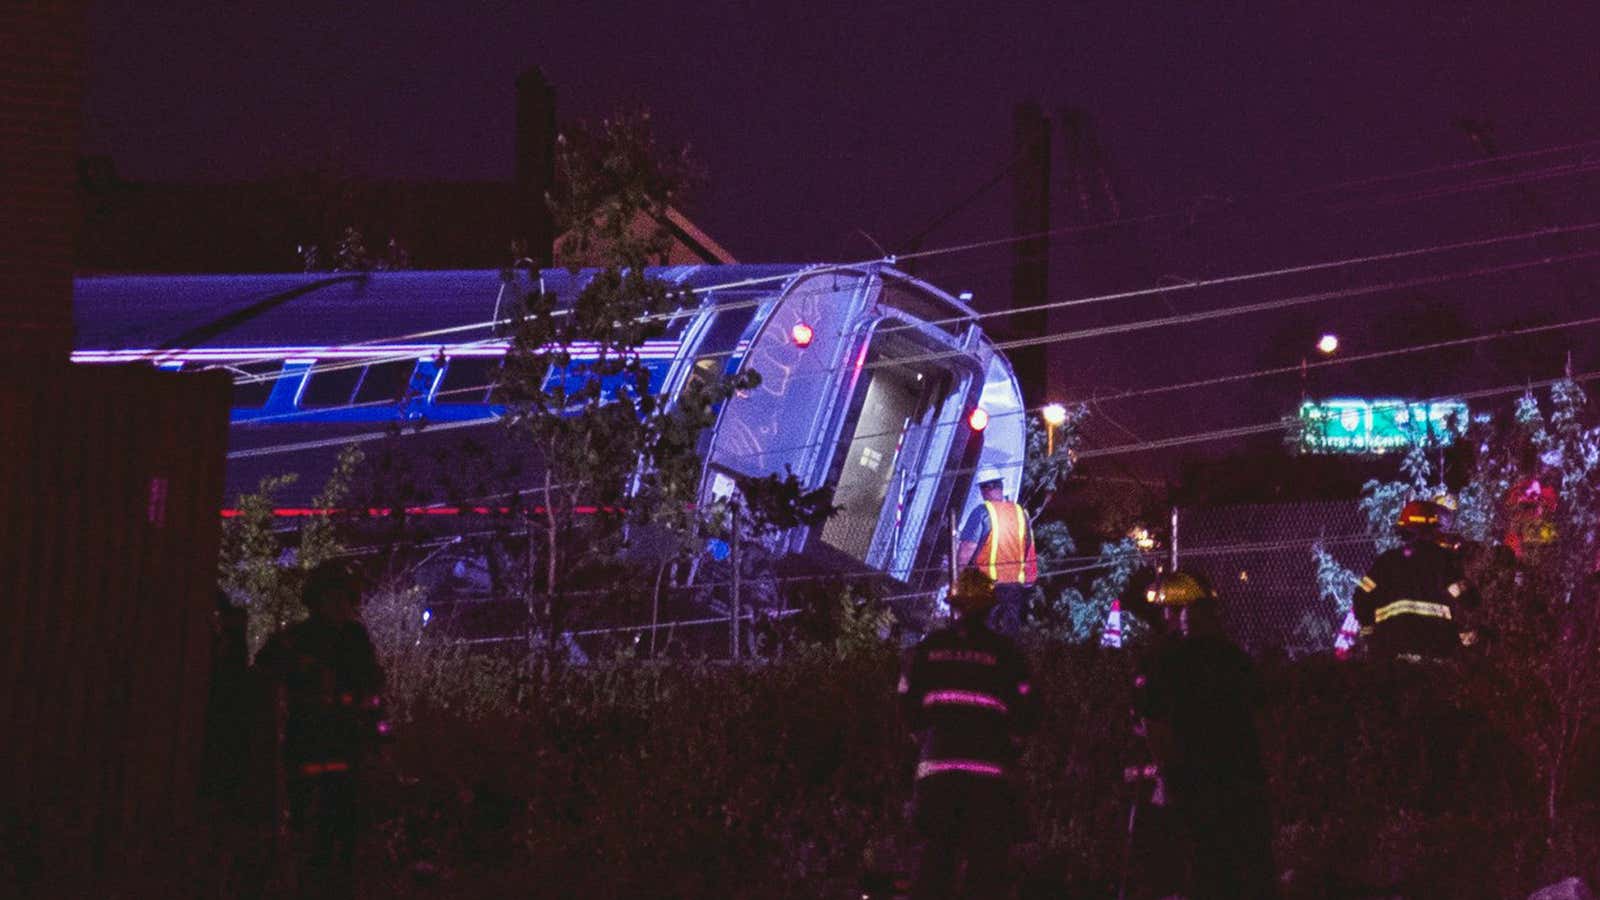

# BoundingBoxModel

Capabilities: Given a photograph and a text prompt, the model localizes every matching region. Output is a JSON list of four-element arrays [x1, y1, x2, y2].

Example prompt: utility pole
[[1009, 101, 1052, 406], [515, 67, 557, 269]]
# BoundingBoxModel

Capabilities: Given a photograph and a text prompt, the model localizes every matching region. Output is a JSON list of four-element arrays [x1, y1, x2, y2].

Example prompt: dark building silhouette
[[76, 66, 734, 274]]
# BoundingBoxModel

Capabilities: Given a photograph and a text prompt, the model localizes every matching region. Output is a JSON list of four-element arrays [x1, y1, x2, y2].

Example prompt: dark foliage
[[350, 646, 1600, 898]]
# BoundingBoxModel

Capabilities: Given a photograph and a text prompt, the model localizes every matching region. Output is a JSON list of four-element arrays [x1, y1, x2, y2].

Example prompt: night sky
[[82, 1, 1600, 465]]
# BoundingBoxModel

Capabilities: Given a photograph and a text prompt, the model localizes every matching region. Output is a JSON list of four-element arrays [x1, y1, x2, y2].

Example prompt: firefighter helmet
[[1145, 570, 1214, 607], [949, 568, 998, 614], [1396, 499, 1444, 532]]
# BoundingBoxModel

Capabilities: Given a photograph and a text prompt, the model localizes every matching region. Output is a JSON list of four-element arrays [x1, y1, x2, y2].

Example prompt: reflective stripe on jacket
[[973, 500, 1037, 585], [1353, 539, 1475, 659], [900, 616, 1036, 782]]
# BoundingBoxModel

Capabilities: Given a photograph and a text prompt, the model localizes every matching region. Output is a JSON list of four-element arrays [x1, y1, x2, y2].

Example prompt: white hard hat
[[976, 466, 1005, 485]]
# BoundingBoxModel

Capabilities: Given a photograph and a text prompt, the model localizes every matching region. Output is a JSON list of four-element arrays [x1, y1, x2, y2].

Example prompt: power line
[[331, 519, 1381, 604], [224, 261, 1600, 466], [217, 217, 1600, 394], [1075, 368, 1600, 461], [1284, 137, 1600, 196], [1324, 158, 1600, 214], [227, 366, 1600, 511], [1091, 312, 1600, 404], [193, 142, 1600, 375], [874, 231, 1600, 366], [232, 297, 1600, 466]]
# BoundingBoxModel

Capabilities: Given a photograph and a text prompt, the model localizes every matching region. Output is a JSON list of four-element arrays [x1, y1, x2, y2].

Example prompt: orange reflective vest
[[974, 500, 1037, 585]]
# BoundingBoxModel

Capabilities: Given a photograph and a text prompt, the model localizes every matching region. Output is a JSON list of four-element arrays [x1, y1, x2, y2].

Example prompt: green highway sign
[[1298, 398, 1469, 455]]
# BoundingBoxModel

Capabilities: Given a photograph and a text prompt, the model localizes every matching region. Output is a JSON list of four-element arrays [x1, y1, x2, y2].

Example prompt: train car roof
[[73, 265, 809, 351]]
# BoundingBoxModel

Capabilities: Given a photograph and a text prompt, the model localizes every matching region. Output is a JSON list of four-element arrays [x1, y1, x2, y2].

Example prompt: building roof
[[76, 172, 738, 274]]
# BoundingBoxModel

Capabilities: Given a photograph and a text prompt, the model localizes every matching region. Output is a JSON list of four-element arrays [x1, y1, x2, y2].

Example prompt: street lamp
[[1128, 524, 1156, 551], [1041, 403, 1068, 455]]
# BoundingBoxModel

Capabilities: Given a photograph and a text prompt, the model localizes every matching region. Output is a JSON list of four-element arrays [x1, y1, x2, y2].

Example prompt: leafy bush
[[356, 642, 1600, 899]]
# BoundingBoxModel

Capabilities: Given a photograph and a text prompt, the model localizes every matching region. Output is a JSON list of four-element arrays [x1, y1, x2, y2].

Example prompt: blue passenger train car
[[73, 262, 1025, 591]]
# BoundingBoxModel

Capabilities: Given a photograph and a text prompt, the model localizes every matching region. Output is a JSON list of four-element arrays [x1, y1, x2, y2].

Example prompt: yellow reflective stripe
[[1359, 626, 1376, 637], [984, 501, 999, 581], [1446, 581, 1465, 598], [1374, 599, 1453, 622], [1012, 503, 1028, 582], [1358, 576, 1377, 593]]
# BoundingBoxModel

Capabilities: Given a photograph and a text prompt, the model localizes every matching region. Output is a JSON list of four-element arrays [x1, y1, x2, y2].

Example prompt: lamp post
[[1301, 334, 1339, 446], [1041, 403, 1068, 456], [1301, 334, 1339, 401]]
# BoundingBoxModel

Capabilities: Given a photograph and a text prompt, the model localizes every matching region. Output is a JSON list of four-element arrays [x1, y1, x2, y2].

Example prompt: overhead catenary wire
[[1090, 312, 1600, 404], [1073, 368, 1600, 461], [866, 241, 1600, 370], [226, 291, 1600, 471], [197, 142, 1600, 377], [234, 366, 1600, 533], [419, 520, 1371, 646], [334, 524, 1382, 610], [616, 251, 1600, 466], [219, 217, 1600, 399], [223, 253, 1600, 465], [1322, 157, 1600, 214]]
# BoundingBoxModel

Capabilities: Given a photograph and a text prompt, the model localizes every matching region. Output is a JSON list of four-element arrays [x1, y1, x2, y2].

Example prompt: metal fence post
[[730, 501, 742, 660], [1170, 505, 1179, 571], [949, 510, 959, 588]]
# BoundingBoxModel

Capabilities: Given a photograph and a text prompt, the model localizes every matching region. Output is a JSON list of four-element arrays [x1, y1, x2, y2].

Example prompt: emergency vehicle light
[[967, 407, 989, 432], [790, 322, 814, 348]]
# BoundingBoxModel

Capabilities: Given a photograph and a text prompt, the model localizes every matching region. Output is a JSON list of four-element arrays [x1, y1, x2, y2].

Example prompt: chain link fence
[[1178, 501, 1377, 656]]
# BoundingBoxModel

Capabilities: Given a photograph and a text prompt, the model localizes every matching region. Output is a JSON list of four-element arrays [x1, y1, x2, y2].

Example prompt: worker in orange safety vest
[[956, 467, 1038, 637]]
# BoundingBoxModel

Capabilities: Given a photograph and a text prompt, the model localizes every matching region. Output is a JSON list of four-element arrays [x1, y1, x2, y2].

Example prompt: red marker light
[[790, 322, 815, 347], [968, 407, 989, 431]]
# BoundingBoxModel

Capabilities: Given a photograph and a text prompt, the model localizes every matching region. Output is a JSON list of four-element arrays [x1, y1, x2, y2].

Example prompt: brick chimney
[[515, 66, 556, 269]]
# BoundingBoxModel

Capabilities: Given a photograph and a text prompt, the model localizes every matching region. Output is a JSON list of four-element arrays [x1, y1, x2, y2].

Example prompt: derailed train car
[[73, 263, 1025, 630]]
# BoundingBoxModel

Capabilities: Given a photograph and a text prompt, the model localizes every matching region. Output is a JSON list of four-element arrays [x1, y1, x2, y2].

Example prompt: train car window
[[658, 300, 700, 341], [355, 359, 417, 404], [696, 304, 759, 359], [675, 303, 758, 410], [299, 364, 363, 407], [878, 283, 967, 337], [228, 361, 282, 408], [438, 358, 499, 403]]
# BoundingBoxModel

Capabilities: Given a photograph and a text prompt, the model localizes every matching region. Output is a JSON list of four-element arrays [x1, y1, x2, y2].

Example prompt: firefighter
[[1118, 568, 1188, 900], [1134, 570, 1275, 900], [1504, 477, 1560, 566], [254, 560, 388, 900], [201, 591, 255, 895], [1353, 499, 1479, 661], [899, 568, 1037, 900], [956, 467, 1038, 637]]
